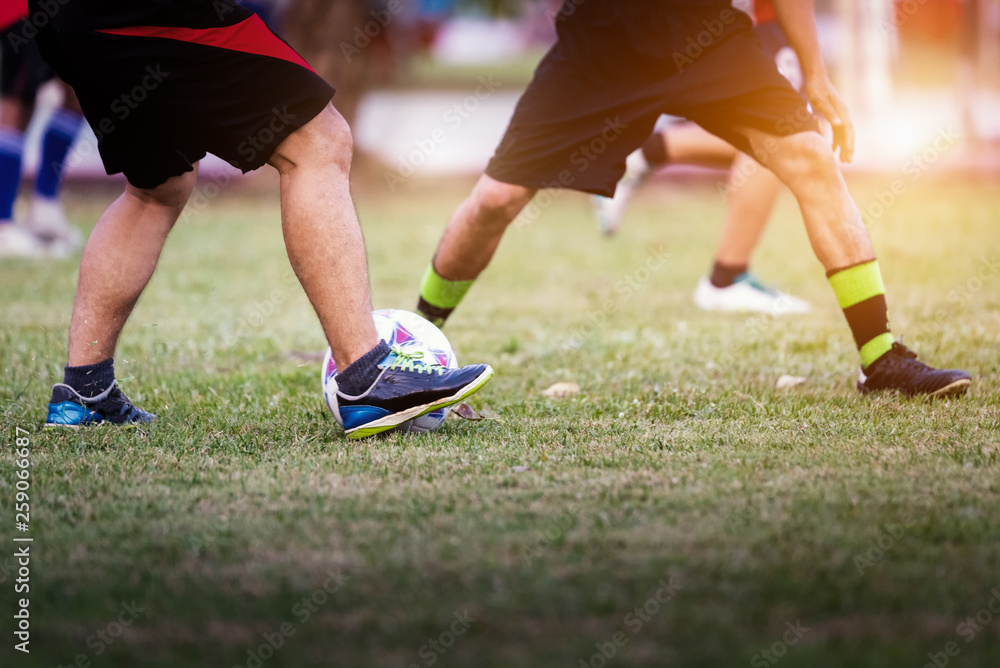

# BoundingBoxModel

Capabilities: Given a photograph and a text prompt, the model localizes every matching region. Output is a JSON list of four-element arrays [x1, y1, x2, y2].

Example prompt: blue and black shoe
[[45, 382, 157, 428], [336, 348, 493, 440]]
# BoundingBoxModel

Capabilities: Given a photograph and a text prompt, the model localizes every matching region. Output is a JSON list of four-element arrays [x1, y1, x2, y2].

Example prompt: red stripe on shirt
[[96, 14, 316, 74]]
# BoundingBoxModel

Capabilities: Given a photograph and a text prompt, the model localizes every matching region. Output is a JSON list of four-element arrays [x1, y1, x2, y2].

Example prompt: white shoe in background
[[0, 222, 49, 259], [591, 149, 651, 237], [27, 196, 83, 253], [693, 274, 811, 315]]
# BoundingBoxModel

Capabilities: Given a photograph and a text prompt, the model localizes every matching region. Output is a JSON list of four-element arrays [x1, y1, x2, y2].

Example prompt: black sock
[[63, 359, 115, 398], [416, 296, 454, 328], [640, 132, 669, 167], [709, 261, 748, 288], [336, 340, 391, 396]]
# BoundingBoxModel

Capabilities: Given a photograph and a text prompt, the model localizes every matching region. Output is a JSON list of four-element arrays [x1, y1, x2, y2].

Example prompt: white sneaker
[[693, 274, 811, 315], [27, 196, 83, 252], [0, 222, 49, 259], [591, 149, 651, 236]]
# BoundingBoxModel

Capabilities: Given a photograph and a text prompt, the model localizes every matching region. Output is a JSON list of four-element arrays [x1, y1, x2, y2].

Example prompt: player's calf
[[417, 176, 534, 326], [757, 130, 840, 190], [466, 175, 536, 232]]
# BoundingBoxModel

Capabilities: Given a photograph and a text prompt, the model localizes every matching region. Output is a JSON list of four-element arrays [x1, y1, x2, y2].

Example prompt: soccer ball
[[322, 309, 458, 434]]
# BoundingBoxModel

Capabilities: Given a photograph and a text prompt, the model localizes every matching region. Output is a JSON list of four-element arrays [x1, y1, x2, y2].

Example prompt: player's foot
[[693, 274, 811, 315], [0, 223, 49, 259], [27, 197, 83, 253], [45, 382, 157, 427], [337, 347, 493, 440], [591, 150, 650, 236], [857, 342, 971, 398]]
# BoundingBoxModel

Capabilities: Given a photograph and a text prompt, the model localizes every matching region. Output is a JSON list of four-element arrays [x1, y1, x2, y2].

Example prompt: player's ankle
[[335, 341, 390, 396], [63, 358, 116, 398], [416, 298, 453, 328], [417, 264, 474, 326], [709, 261, 749, 288]]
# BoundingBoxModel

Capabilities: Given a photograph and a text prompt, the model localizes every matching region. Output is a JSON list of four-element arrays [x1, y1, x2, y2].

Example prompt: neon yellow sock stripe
[[860, 333, 896, 368], [828, 260, 886, 309], [420, 264, 475, 309]]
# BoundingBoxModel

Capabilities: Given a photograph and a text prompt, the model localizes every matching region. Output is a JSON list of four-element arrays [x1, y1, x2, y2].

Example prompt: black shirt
[[32, 0, 252, 31]]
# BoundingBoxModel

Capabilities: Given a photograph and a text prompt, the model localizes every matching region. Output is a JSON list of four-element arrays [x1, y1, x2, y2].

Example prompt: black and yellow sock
[[416, 264, 475, 327], [827, 259, 895, 369]]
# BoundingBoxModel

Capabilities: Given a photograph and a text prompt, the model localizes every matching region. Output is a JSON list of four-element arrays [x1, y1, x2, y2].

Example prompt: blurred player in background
[[0, 8, 85, 258], [33, 0, 492, 437], [417, 0, 971, 397], [592, 0, 810, 315]]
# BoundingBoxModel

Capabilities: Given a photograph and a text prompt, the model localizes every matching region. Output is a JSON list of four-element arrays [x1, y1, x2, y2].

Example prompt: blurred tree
[[282, 0, 373, 126]]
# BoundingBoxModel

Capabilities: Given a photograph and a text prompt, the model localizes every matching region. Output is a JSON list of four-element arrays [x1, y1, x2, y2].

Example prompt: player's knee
[[308, 104, 354, 172], [471, 180, 532, 227], [271, 103, 353, 175], [127, 169, 197, 214], [779, 131, 838, 181]]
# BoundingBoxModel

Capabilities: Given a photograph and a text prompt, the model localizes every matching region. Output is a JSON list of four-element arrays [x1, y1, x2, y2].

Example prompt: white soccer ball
[[322, 309, 458, 434]]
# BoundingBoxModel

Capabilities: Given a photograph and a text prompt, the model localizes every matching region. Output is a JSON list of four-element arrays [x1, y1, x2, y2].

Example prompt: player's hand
[[804, 74, 854, 163]]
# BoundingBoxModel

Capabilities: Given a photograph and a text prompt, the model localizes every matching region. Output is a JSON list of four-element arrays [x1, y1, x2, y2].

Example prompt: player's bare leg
[[743, 129, 871, 270], [714, 154, 781, 267], [0, 96, 49, 258], [268, 103, 493, 438], [44, 169, 197, 427], [744, 127, 969, 395], [26, 82, 86, 252], [693, 151, 810, 314], [592, 122, 808, 313], [67, 169, 197, 366], [267, 103, 379, 372], [40, 6, 492, 434], [416, 175, 534, 325], [660, 124, 735, 166], [434, 175, 535, 281]]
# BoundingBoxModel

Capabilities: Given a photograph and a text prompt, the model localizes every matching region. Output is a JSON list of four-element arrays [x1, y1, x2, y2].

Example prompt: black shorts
[[1, 26, 55, 105], [485, 3, 818, 197], [756, 21, 803, 92], [30, 0, 334, 189]]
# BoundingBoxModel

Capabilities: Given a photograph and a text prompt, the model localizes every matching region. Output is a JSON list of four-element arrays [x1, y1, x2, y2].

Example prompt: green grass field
[[2, 174, 999, 667]]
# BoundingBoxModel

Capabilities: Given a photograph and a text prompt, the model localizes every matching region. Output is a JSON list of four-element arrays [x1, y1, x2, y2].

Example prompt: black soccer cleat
[[45, 382, 157, 427], [857, 342, 971, 398], [337, 347, 493, 439]]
